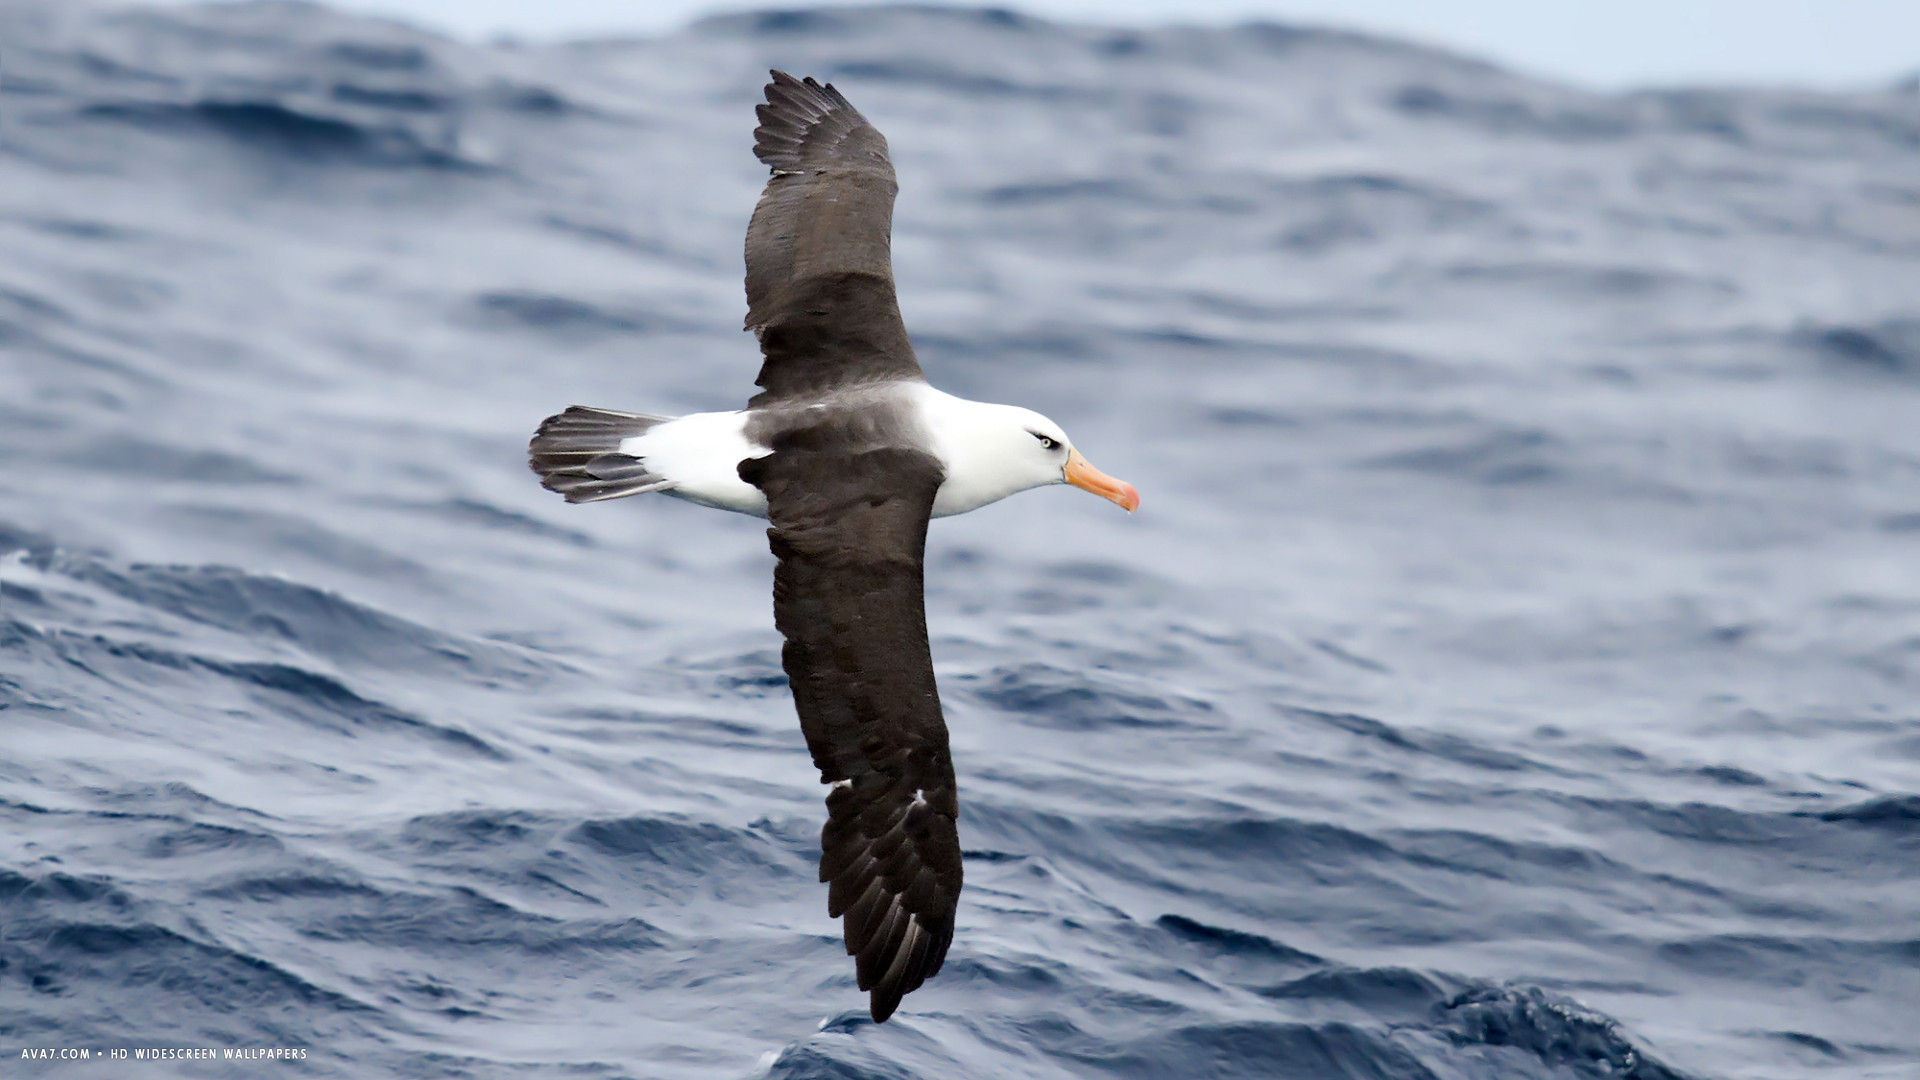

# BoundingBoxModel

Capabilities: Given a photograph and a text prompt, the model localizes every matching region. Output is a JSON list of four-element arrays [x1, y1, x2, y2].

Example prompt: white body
[[621, 383, 1072, 519], [621, 409, 771, 515]]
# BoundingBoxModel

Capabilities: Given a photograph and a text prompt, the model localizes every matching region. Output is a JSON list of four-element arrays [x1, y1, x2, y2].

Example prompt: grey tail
[[529, 406, 676, 504]]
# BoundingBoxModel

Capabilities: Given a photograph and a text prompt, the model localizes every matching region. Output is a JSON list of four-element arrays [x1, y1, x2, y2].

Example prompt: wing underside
[[739, 444, 961, 1022], [744, 71, 923, 404]]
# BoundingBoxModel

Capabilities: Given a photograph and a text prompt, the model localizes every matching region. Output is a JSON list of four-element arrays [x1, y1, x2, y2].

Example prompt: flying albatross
[[528, 71, 1138, 1022]]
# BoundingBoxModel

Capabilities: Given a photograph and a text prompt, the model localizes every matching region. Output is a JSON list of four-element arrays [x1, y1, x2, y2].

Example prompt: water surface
[[3, 3, 1918, 1077]]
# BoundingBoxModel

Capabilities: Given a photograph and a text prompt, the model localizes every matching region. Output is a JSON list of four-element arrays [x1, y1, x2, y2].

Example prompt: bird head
[[934, 400, 1138, 514]]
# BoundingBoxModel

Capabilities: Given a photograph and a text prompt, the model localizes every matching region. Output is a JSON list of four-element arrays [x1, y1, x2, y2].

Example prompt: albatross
[[528, 71, 1138, 1023]]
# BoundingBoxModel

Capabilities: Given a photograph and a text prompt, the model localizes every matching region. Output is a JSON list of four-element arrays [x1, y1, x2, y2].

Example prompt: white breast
[[623, 387, 1058, 521]]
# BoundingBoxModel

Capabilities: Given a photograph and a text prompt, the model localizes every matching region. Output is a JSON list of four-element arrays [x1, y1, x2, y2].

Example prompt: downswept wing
[[737, 444, 961, 1023], [744, 71, 923, 405]]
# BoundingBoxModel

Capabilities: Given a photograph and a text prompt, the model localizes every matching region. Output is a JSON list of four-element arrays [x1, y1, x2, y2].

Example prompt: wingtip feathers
[[753, 69, 866, 171], [862, 914, 948, 1023]]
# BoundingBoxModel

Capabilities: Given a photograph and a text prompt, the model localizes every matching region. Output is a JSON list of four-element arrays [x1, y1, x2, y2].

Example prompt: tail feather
[[529, 406, 676, 503]]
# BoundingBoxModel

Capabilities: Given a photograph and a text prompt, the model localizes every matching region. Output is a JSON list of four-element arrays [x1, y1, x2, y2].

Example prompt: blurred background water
[[2, 2, 1917, 1077]]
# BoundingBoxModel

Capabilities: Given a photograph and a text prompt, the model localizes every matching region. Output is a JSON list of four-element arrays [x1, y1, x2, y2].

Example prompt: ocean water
[[3, 2, 1918, 1077]]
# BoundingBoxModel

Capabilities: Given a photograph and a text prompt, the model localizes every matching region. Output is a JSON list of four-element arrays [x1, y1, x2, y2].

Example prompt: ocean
[[2, 2, 1917, 1077]]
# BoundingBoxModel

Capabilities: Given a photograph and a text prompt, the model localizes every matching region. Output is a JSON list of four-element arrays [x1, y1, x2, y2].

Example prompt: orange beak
[[1063, 448, 1140, 512]]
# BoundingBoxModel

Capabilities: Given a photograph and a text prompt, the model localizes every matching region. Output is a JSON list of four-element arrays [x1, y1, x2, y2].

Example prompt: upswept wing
[[744, 71, 923, 404], [738, 445, 961, 1023]]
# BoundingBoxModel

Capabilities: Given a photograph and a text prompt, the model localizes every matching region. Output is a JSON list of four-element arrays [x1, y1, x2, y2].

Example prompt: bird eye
[[1031, 431, 1059, 451]]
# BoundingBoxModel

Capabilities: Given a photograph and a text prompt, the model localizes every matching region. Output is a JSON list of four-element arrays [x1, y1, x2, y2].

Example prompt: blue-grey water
[[3, 3, 1918, 1077]]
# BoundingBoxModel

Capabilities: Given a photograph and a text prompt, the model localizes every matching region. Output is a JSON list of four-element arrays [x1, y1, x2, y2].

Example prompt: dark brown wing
[[744, 71, 923, 405], [737, 443, 960, 1023]]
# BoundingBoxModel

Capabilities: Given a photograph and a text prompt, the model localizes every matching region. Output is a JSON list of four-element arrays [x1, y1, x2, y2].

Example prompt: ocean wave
[[3, 1, 1916, 1076], [81, 97, 482, 170], [1799, 317, 1920, 376]]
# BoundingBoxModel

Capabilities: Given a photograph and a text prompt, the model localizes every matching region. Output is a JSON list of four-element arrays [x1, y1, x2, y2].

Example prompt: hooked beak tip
[[1064, 450, 1140, 513]]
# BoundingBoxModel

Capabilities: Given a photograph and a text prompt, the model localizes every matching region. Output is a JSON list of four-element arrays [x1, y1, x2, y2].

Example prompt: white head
[[913, 389, 1139, 518]]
